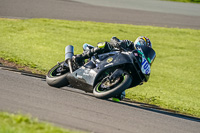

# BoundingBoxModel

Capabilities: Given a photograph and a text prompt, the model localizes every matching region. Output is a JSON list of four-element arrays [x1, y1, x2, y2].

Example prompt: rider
[[70, 36, 153, 101], [72, 36, 152, 65]]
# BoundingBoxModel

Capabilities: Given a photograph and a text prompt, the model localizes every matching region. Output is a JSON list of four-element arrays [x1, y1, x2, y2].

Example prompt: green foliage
[[0, 112, 84, 133], [0, 18, 200, 117]]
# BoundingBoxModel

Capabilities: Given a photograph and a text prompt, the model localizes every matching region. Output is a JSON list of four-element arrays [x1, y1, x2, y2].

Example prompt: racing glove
[[110, 36, 121, 48]]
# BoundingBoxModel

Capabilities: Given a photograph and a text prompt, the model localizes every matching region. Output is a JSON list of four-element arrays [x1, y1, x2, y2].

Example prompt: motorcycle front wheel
[[46, 61, 70, 88], [93, 70, 132, 99]]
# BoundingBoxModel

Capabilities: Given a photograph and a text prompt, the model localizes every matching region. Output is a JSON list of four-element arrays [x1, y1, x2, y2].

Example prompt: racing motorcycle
[[46, 44, 156, 99]]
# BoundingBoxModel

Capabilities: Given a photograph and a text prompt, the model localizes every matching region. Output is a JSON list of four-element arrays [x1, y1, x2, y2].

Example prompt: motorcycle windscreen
[[140, 45, 156, 65]]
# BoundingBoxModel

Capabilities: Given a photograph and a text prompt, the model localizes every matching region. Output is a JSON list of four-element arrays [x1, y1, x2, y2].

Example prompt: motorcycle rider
[[70, 36, 153, 101], [73, 36, 152, 65]]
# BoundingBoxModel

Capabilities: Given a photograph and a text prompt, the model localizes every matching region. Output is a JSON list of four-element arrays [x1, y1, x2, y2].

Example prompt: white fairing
[[141, 57, 151, 75]]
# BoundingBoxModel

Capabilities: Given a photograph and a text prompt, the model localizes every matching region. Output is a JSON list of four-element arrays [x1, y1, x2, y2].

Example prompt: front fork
[[109, 69, 124, 81]]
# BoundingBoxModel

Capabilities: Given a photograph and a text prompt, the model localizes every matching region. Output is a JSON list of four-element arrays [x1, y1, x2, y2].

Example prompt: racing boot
[[83, 43, 94, 51]]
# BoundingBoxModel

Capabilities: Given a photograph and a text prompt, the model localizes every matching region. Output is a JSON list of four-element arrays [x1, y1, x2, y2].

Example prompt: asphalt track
[[0, 0, 200, 133], [0, 0, 200, 29], [0, 67, 200, 133], [73, 0, 200, 16]]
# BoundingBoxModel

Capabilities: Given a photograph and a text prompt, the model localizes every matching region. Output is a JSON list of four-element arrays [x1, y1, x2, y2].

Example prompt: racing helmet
[[134, 36, 152, 48]]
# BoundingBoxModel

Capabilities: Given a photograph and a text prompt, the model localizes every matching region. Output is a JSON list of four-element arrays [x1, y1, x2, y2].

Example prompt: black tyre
[[46, 61, 70, 88], [93, 71, 132, 99]]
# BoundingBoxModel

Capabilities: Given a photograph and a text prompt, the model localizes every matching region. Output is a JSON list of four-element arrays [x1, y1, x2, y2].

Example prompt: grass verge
[[164, 0, 200, 3], [0, 112, 84, 133], [0, 18, 200, 117]]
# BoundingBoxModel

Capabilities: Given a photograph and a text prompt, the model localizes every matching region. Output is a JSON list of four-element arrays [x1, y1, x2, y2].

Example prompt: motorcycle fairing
[[134, 45, 156, 82], [138, 49, 151, 75], [66, 67, 97, 92], [66, 51, 134, 92]]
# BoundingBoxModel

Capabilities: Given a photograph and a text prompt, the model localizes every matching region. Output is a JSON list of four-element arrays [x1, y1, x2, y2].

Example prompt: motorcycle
[[46, 44, 156, 99]]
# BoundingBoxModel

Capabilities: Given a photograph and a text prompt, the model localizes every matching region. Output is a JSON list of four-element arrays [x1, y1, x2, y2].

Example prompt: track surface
[[0, 68, 200, 133], [73, 0, 200, 16], [0, 0, 200, 29]]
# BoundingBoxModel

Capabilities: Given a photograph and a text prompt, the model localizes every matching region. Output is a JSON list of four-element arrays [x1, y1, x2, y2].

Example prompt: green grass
[[0, 18, 200, 117], [0, 112, 84, 133], [164, 0, 200, 3]]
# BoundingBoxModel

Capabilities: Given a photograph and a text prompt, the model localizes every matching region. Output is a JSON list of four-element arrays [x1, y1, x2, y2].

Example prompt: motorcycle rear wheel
[[93, 71, 132, 99], [46, 61, 69, 88]]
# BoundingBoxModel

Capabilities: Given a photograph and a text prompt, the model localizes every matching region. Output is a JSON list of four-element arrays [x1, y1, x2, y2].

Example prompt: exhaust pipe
[[65, 45, 74, 60], [65, 45, 74, 73]]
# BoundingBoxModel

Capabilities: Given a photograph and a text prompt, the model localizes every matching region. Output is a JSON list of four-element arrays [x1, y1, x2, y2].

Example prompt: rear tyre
[[46, 61, 69, 88], [93, 71, 132, 99]]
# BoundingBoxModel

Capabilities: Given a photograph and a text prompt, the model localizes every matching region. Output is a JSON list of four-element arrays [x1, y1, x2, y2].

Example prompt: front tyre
[[46, 61, 69, 88], [93, 72, 132, 99]]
